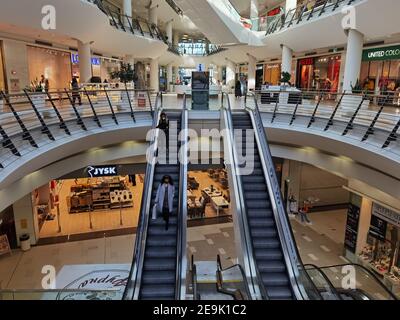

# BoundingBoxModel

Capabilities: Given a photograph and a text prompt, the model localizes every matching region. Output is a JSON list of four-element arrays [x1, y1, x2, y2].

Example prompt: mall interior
[[0, 0, 399, 301]]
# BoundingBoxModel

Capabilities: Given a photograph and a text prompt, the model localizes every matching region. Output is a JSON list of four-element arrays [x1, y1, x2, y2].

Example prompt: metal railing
[[216, 255, 251, 300], [265, 0, 358, 35], [176, 93, 189, 299], [221, 92, 266, 300], [88, 0, 168, 43], [168, 44, 227, 57], [247, 89, 400, 150], [191, 255, 200, 300], [306, 263, 398, 300], [245, 92, 323, 300], [0, 88, 155, 171], [122, 92, 162, 300]]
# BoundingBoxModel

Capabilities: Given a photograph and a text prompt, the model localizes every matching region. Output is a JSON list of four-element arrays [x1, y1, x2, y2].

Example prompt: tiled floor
[[0, 210, 357, 293]]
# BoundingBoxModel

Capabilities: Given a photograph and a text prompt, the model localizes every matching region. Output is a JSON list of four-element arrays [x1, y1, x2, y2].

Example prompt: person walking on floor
[[155, 175, 175, 231], [235, 80, 242, 99], [71, 77, 82, 106], [299, 200, 312, 225]]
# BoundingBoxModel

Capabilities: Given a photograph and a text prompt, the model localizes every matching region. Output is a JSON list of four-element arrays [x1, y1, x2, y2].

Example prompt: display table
[[211, 196, 229, 215], [260, 86, 302, 105]]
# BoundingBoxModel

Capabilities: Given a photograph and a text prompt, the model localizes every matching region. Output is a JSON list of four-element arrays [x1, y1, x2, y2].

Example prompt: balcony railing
[[87, 0, 168, 43], [168, 44, 227, 57], [0, 88, 157, 171], [245, 89, 400, 152]]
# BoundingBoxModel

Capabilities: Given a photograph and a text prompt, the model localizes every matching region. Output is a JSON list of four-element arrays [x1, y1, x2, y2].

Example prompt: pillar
[[167, 64, 173, 92], [123, 0, 132, 26], [225, 59, 236, 90], [78, 40, 92, 83], [13, 194, 38, 246], [285, 0, 297, 13], [281, 45, 293, 76], [150, 58, 159, 92], [217, 66, 223, 83], [149, 6, 158, 26], [250, 0, 259, 31], [166, 20, 173, 44], [343, 29, 364, 92], [247, 54, 257, 91]]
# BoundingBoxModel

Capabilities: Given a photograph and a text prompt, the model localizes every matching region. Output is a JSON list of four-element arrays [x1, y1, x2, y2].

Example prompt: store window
[[358, 203, 400, 298], [0, 41, 5, 91], [27, 46, 72, 91], [263, 63, 281, 85]]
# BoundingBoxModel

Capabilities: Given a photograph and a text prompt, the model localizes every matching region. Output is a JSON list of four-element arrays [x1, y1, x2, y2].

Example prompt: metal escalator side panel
[[176, 96, 189, 300], [123, 94, 162, 300], [245, 94, 322, 300], [220, 98, 262, 300]]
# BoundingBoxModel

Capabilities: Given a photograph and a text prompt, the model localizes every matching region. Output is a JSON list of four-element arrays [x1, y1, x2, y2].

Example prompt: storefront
[[360, 44, 400, 106], [263, 63, 281, 85], [32, 165, 144, 241], [71, 54, 121, 83], [27, 46, 72, 91], [296, 54, 342, 92], [0, 41, 6, 91], [357, 203, 400, 297]]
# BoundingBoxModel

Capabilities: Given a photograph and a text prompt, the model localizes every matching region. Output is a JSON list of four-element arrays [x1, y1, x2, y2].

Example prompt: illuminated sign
[[71, 54, 101, 65]]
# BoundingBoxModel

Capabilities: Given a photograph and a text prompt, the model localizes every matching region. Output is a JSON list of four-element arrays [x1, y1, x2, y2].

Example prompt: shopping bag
[[152, 204, 158, 220]]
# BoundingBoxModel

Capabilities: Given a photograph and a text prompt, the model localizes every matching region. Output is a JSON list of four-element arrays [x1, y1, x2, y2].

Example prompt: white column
[[123, 0, 132, 26], [225, 59, 236, 90], [250, 0, 259, 31], [247, 54, 257, 91], [217, 66, 223, 82], [149, 6, 158, 26], [285, 0, 297, 12], [13, 194, 37, 246], [166, 20, 173, 44], [281, 45, 293, 75], [150, 58, 159, 92], [343, 29, 364, 92], [78, 40, 92, 83], [167, 64, 173, 92]]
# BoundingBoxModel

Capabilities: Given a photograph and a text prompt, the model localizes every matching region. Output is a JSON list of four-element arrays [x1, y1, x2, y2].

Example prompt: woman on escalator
[[157, 112, 170, 158], [155, 175, 175, 231]]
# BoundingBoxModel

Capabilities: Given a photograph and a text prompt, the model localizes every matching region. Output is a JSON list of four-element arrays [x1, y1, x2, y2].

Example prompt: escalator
[[221, 93, 321, 300], [123, 95, 188, 300], [231, 112, 294, 300]]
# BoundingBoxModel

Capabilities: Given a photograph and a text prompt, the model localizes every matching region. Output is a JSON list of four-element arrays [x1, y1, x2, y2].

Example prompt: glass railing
[[168, 44, 226, 57], [0, 289, 122, 300]]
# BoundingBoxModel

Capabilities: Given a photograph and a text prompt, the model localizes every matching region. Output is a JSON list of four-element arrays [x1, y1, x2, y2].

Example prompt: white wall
[[2, 40, 29, 92], [13, 194, 37, 246]]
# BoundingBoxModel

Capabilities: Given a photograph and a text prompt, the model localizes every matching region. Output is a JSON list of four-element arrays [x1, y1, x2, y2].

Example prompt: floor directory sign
[[344, 203, 361, 253]]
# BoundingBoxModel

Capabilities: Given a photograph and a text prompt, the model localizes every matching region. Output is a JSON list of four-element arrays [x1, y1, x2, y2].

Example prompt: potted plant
[[111, 63, 138, 110], [280, 71, 291, 88]]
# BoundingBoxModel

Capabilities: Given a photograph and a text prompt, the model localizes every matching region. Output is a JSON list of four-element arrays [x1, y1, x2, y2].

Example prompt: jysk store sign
[[86, 165, 118, 178], [362, 45, 400, 62]]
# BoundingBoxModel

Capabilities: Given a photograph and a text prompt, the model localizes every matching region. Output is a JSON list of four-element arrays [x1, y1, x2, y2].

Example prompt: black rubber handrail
[[304, 264, 343, 300]]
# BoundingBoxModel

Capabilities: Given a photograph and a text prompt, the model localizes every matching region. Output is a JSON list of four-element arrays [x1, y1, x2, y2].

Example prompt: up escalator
[[124, 96, 188, 300], [231, 112, 294, 300]]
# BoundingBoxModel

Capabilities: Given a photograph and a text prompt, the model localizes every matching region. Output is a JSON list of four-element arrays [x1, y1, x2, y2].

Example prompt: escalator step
[[242, 176, 265, 183], [257, 261, 286, 273], [246, 200, 272, 209], [140, 285, 175, 299], [261, 272, 290, 287], [253, 238, 280, 249], [247, 209, 273, 218], [145, 249, 176, 260], [266, 287, 293, 300], [255, 249, 283, 260], [248, 217, 275, 228], [244, 191, 269, 200], [147, 225, 177, 236], [141, 271, 176, 285], [243, 183, 267, 192], [250, 227, 277, 238], [144, 259, 176, 272]]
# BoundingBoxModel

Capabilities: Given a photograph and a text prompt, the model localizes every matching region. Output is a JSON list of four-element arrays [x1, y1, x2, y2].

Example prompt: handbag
[[152, 204, 158, 220]]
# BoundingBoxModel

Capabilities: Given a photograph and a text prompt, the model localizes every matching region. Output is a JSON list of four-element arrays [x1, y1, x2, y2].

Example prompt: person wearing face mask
[[155, 175, 175, 230], [157, 112, 170, 158]]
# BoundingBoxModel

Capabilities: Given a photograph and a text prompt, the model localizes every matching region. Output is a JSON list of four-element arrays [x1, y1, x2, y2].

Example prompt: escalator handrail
[[175, 94, 189, 300], [221, 92, 268, 300], [315, 263, 398, 300], [245, 91, 323, 300], [216, 270, 246, 300], [191, 255, 200, 300], [122, 93, 162, 300], [216, 254, 252, 300], [304, 264, 343, 300]]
